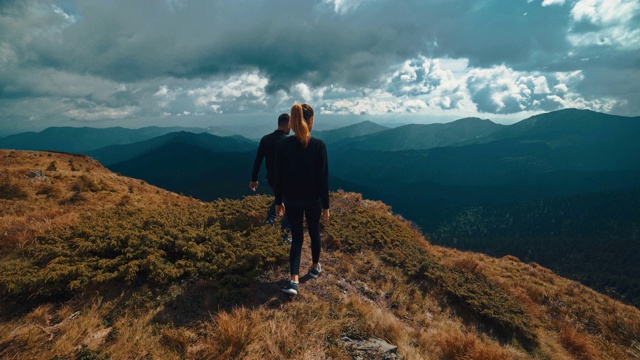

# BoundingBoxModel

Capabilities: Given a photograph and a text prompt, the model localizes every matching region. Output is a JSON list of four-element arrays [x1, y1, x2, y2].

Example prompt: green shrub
[[418, 261, 535, 344], [0, 196, 288, 300]]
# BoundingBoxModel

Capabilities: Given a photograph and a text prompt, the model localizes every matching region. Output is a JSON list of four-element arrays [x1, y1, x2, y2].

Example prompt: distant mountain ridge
[[109, 141, 257, 200], [108, 140, 367, 201], [88, 131, 256, 165], [0, 125, 212, 153], [477, 108, 640, 148], [313, 120, 389, 144], [335, 117, 503, 151], [330, 109, 640, 187]]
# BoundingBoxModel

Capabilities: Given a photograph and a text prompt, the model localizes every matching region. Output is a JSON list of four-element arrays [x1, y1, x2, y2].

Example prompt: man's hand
[[276, 204, 285, 216], [249, 181, 258, 191], [322, 208, 330, 222]]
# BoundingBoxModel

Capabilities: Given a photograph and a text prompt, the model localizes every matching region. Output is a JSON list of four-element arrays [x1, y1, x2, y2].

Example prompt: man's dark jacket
[[251, 130, 288, 186]]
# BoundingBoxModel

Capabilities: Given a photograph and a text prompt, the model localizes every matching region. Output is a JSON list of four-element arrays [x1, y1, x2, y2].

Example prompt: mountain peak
[[87, 131, 255, 166], [451, 116, 490, 122], [314, 120, 388, 143], [339, 116, 503, 151], [501, 107, 639, 141]]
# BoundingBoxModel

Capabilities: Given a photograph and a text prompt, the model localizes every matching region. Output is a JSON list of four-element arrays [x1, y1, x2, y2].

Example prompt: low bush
[[0, 196, 288, 301]]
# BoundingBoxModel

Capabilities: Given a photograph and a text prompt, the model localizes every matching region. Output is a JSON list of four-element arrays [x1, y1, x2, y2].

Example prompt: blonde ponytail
[[290, 103, 311, 148]]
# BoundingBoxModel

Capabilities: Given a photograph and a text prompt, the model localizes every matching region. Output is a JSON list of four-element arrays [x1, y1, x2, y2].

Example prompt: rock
[[342, 337, 401, 360]]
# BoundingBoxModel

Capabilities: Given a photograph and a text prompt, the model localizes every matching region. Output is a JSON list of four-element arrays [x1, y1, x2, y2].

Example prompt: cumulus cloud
[[569, 0, 640, 50], [542, 0, 565, 6], [65, 105, 138, 121], [165, 72, 271, 114], [385, 57, 471, 111], [464, 65, 601, 114], [321, 94, 401, 115], [312, 56, 613, 116]]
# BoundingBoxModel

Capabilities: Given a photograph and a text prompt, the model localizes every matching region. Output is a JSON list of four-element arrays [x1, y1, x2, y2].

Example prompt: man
[[250, 113, 292, 243]]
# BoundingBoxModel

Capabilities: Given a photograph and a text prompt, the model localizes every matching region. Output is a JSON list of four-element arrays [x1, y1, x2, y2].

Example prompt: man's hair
[[278, 113, 290, 126]]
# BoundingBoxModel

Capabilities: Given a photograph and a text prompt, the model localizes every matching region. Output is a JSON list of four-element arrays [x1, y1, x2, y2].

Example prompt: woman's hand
[[249, 181, 258, 191], [276, 204, 285, 216], [322, 208, 330, 222]]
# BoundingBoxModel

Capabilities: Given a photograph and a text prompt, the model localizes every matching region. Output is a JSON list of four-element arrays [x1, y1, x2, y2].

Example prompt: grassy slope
[[1, 149, 639, 359]]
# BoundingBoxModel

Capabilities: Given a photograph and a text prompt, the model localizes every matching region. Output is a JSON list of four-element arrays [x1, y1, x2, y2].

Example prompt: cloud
[[3, 1, 573, 88], [313, 56, 616, 116], [64, 105, 138, 121], [385, 57, 470, 110], [569, 0, 640, 50], [160, 72, 272, 114], [465, 65, 590, 114], [0, 0, 638, 128], [322, 0, 369, 14], [321, 94, 401, 115], [542, 0, 565, 6]]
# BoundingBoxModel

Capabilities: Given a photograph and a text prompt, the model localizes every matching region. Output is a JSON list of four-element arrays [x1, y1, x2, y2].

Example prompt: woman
[[274, 103, 330, 296]]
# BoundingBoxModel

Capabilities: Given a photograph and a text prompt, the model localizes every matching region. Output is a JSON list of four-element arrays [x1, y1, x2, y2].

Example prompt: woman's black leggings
[[286, 201, 322, 276]]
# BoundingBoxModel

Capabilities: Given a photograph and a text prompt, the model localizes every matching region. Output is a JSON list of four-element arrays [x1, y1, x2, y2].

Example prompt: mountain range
[[87, 131, 256, 166], [0, 125, 211, 153], [313, 120, 389, 144], [1, 108, 639, 307], [328, 117, 502, 151]]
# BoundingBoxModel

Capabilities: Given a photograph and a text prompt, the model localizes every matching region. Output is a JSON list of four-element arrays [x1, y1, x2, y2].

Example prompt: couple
[[250, 103, 330, 296]]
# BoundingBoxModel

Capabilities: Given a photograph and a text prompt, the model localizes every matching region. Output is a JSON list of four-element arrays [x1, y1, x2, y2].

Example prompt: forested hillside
[[431, 190, 640, 307]]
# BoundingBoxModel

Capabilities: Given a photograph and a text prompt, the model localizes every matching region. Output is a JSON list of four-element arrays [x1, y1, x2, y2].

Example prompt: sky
[[1, 0, 639, 136]]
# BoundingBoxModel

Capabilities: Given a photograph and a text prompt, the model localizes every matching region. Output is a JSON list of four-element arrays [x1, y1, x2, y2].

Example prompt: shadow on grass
[[152, 277, 295, 327], [152, 270, 319, 326]]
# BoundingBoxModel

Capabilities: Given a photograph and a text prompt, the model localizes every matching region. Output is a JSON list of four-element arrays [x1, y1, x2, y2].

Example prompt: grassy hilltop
[[1, 149, 640, 359]]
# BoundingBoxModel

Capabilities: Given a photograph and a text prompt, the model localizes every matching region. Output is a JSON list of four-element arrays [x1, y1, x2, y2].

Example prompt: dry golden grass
[[106, 309, 169, 360], [203, 307, 260, 358], [429, 326, 525, 360], [440, 253, 486, 275], [0, 299, 107, 359], [431, 242, 640, 359], [558, 323, 600, 359], [0, 149, 199, 252]]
